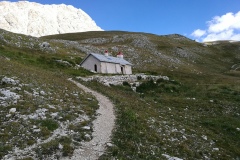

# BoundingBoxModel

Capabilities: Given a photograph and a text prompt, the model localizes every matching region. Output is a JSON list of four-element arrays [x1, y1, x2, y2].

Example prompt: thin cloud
[[191, 11, 240, 42], [191, 29, 206, 37]]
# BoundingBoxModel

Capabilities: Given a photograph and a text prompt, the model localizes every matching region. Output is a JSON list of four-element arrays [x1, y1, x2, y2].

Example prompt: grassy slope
[[1, 30, 240, 159], [48, 31, 240, 159], [0, 47, 97, 158], [79, 72, 239, 159]]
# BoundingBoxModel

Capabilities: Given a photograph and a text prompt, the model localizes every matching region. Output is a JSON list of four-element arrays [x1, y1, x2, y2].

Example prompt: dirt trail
[[66, 79, 116, 160]]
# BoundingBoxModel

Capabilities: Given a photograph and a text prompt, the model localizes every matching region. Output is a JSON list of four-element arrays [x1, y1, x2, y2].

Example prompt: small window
[[94, 64, 97, 72]]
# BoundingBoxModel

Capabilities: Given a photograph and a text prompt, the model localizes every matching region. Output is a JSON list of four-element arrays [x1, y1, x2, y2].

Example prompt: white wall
[[103, 63, 132, 75], [101, 62, 121, 74], [124, 65, 132, 75], [81, 55, 101, 72]]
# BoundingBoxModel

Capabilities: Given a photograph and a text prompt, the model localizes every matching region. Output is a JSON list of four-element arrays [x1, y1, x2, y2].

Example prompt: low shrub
[[38, 119, 58, 131], [62, 144, 74, 156], [122, 81, 130, 87], [0, 145, 12, 159], [37, 140, 59, 156]]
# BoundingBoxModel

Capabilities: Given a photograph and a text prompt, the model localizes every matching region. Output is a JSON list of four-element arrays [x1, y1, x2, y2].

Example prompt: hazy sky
[[6, 0, 240, 41]]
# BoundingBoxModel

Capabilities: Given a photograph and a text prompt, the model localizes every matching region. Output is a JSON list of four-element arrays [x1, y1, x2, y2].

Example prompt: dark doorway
[[121, 66, 124, 74], [94, 64, 97, 72]]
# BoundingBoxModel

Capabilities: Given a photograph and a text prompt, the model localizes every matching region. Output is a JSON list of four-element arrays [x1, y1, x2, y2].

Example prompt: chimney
[[104, 50, 109, 56], [117, 51, 123, 59]]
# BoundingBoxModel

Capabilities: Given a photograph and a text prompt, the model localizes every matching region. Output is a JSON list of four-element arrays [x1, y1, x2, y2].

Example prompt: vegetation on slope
[[0, 29, 240, 159], [0, 48, 97, 159], [78, 70, 240, 159]]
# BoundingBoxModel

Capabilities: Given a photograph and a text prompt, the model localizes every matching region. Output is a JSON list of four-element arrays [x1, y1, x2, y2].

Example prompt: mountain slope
[[0, 1, 102, 37], [42, 31, 240, 75], [0, 29, 240, 159]]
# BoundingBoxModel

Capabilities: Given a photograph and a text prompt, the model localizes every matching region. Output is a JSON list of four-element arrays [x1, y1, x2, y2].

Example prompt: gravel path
[[66, 79, 116, 160]]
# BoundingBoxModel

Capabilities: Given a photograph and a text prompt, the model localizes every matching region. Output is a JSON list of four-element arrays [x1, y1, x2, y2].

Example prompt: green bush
[[38, 140, 59, 156], [19, 157, 34, 160], [122, 81, 130, 87], [0, 145, 12, 159], [38, 119, 58, 131], [136, 79, 156, 93], [137, 76, 142, 80], [62, 144, 74, 156]]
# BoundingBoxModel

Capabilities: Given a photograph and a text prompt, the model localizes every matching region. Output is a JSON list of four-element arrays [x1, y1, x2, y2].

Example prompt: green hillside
[[0, 29, 239, 159]]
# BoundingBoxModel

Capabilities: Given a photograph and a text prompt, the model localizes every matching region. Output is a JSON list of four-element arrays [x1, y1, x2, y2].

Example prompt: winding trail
[[66, 79, 116, 160]]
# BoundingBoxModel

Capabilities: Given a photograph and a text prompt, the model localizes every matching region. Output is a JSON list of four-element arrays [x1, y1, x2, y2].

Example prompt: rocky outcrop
[[0, 1, 102, 37]]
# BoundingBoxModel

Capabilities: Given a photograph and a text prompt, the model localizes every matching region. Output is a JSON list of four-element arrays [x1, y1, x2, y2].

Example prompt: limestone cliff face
[[0, 1, 103, 37]]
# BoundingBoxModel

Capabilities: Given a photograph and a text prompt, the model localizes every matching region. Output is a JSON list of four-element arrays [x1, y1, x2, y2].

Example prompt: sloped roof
[[81, 53, 132, 66]]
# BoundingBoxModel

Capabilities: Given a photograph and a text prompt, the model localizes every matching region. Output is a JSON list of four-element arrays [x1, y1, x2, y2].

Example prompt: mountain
[[0, 1, 102, 37], [0, 29, 240, 159]]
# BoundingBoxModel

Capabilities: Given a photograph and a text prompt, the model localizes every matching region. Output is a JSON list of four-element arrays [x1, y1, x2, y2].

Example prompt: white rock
[[162, 154, 183, 160], [202, 135, 207, 140], [0, 89, 21, 105], [29, 114, 38, 120], [59, 143, 63, 149], [82, 126, 91, 130], [1, 77, 19, 85], [106, 142, 113, 147], [213, 148, 219, 151], [33, 129, 41, 132], [0, 1, 102, 37], [236, 128, 240, 131], [48, 104, 56, 109], [84, 134, 91, 140], [9, 108, 16, 113], [171, 128, 177, 132], [51, 112, 58, 118], [40, 91, 46, 96]]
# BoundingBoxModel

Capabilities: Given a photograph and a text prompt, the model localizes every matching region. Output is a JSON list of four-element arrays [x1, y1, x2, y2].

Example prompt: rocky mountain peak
[[0, 1, 103, 37]]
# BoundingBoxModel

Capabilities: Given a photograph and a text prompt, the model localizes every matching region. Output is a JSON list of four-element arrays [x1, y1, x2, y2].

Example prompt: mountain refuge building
[[80, 51, 132, 74]]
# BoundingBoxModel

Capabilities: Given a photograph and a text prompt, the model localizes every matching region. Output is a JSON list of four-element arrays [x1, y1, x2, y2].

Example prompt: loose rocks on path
[[65, 79, 116, 160]]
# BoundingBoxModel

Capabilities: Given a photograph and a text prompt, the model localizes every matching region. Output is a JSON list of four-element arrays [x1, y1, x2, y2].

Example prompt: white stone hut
[[80, 51, 132, 74]]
